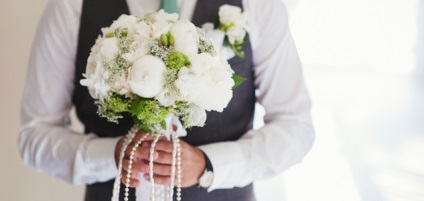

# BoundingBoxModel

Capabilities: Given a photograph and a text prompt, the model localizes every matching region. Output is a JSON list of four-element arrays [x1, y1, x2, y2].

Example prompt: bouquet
[[80, 10, 244, 201]]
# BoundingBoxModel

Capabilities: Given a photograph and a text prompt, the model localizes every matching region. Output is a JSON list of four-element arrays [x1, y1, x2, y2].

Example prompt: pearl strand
[[176, 137, 182, 201], [112, 125, 139, 201], [169, 132, 177, 201], [124, 133, 149, 201], [149, 135, 161, 201]]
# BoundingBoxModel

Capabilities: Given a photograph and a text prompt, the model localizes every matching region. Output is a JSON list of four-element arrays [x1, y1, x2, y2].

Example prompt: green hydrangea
[[130, 98, 172, 134], [96, 94, 131, 123], [167, 51, 190, 71]]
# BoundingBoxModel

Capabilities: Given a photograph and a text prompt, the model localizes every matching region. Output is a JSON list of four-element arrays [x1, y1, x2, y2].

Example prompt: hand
[[114, 131, 206, 188], [114, 130, 163, 188], [142, 139, 206, 188]]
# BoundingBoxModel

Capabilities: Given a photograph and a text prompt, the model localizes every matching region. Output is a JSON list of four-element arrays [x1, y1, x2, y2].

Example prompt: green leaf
[[232, 74, 246, 89], [140, 123, 152, 133], [160, 120, 167, 130], [130, 98, 145, 116]]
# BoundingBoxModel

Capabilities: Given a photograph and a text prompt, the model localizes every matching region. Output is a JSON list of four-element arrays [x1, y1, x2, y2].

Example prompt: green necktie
[[160, 0, 178, 14]]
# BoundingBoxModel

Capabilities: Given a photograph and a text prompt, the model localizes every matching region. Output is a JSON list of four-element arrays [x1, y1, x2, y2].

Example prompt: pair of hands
[[114, 130, 206, 188]]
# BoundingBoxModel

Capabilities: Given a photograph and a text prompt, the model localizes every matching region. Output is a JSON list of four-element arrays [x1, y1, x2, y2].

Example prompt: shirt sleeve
[[198, 0, 315, 191], [18, 0, 120, 185]]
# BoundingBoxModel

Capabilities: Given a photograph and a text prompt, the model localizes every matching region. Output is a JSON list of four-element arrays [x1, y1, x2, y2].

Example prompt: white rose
[[170, 20, 199, 56], [110, 73, 132, 97], [122, 34, 150, 63], [134, 21, 152, 38], [102, 14, 138, 35], [175, 53, 234, 112], [129, 55, 166, 98], [100, 37, 120, 61], [218, 5, 243, 26], [80, 54, 111, 100], [185, 104, 207, 127], [155, 84, 179, 107], [218, 5, 248, 44], [226, 26, 246, 44]]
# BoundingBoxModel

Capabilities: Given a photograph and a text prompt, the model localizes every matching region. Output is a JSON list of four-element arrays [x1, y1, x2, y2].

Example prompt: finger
[[139, 134, 167, 142], [144, 173, 171, 185], [141, 160, 172, 176], [142, 140, 174, 153], [121, 170, 140, 187], [122, 159, 148, 173], [155, 151, 173, 165], [125, 145, 158, 161]]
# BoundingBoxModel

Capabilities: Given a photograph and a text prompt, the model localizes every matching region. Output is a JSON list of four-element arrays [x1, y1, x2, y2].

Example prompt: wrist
[[198, 150, 214, 188]]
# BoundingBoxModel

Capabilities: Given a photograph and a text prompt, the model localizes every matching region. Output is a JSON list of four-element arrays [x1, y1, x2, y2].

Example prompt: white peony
[[101, 14, 138, 36], [170, 20, 199, 56], [175, 53, 234, 112], [129, 55, 166, 98]]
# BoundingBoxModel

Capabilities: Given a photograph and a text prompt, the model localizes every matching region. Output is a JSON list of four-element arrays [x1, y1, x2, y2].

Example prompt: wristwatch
[[198, 151, 214, 188]]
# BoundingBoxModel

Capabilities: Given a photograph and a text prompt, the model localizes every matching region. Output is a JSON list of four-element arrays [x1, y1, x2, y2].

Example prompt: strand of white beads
[[112, 125, 139, 201], [169, 132, 178, 201], [160, 184, 165, 201], [149, 135, 161, 201], [124, 133, 149, 201], [176, 137, 182, 201]]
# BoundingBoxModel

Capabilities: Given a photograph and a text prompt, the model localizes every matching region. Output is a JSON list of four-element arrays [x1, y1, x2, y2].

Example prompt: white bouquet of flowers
[[80, 10, 244, 201]]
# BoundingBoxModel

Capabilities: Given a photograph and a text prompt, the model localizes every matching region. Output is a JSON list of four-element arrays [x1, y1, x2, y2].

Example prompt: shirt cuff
[[77, 136, 121, 184], [198, 141, 246, 192]]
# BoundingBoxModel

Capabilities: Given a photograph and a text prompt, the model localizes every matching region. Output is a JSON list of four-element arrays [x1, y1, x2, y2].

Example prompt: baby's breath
[[149, 40, 171, 65], [197, 28, 216, 56]]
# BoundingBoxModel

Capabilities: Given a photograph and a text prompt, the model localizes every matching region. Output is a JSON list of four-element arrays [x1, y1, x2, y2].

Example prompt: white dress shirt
[[19, 0, 315, 191]]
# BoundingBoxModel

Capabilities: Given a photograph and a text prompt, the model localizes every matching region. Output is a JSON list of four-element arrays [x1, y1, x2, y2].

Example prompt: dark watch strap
[[201, 151, 213, 172]]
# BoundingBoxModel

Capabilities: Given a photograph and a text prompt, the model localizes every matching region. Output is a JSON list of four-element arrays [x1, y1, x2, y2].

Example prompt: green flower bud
[[105, 33, 115, 38], [160, 34, 168, 47], [169, 35, 175, 46]]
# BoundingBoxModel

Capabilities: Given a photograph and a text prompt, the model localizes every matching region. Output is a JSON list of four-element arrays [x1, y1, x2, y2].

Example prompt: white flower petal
[[129, 55, 166, 98]]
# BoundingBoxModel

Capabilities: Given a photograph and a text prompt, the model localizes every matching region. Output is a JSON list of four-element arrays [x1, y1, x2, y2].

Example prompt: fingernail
[[154, 152, 158, 159], [144, 174, 150, 181]]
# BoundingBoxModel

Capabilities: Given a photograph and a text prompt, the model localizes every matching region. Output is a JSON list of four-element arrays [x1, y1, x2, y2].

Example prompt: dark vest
[[73, 0, 256, 200]]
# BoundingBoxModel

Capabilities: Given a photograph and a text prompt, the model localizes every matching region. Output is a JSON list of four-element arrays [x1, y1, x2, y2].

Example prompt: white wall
[[0, 0, 84, 200]]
